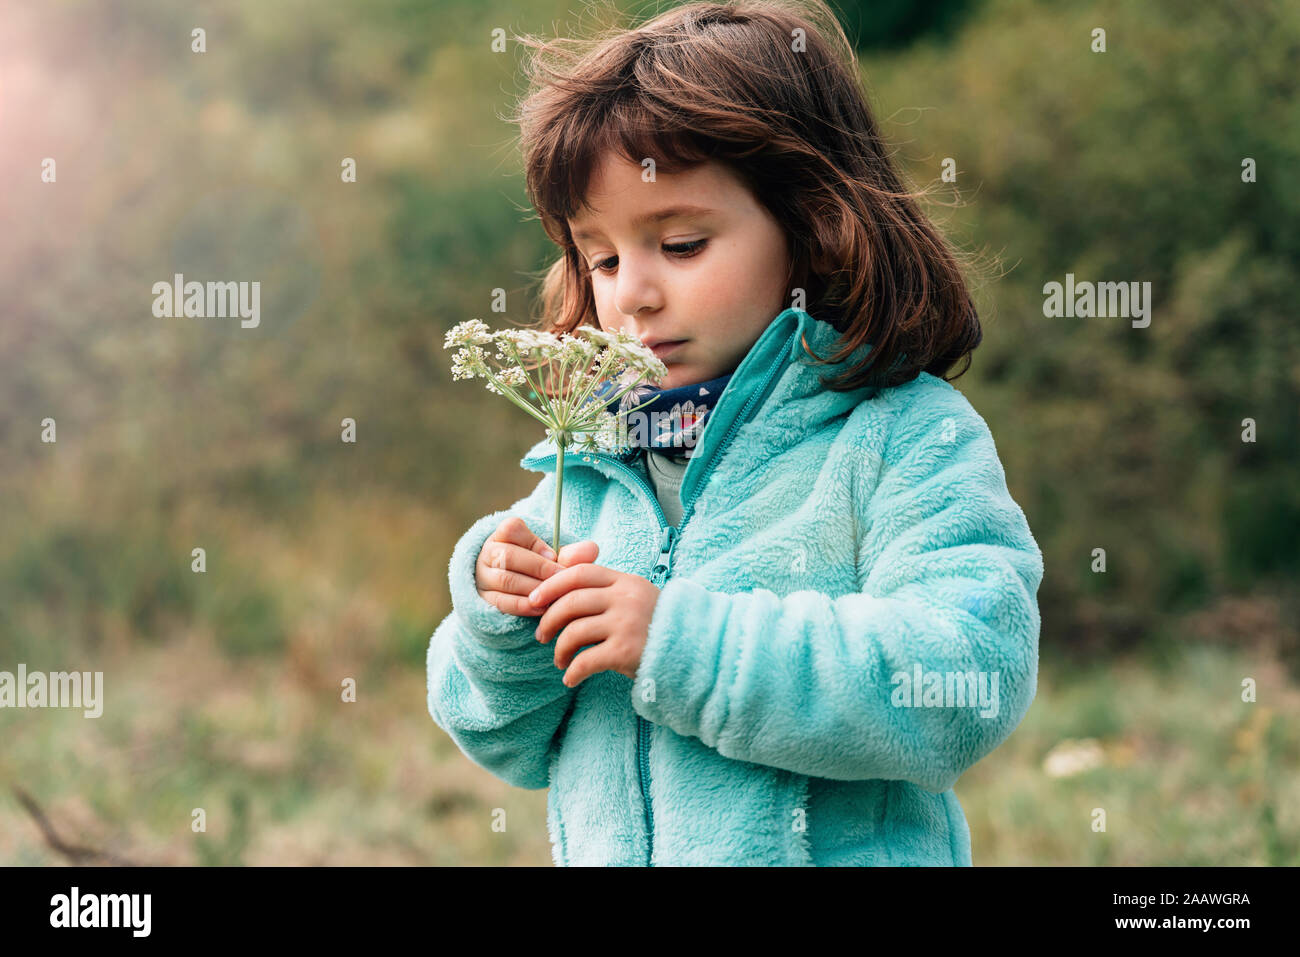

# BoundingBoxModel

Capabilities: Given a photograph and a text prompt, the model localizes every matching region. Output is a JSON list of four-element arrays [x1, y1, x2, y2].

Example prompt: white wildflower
[[509, 329, 563, 357], [444, 318, 668, 556], [1042, 738, 1106, 779], [450, 346, 486, 380], [445, 318, 495, 349]]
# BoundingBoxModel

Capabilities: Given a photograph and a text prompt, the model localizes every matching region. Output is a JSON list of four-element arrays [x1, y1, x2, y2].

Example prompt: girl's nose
[[612, 260, 663, 317]]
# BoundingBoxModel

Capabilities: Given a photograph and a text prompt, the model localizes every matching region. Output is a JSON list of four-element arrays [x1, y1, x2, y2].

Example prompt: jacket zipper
[[519, 325, 797, 865], [519, 444, 670, 864]]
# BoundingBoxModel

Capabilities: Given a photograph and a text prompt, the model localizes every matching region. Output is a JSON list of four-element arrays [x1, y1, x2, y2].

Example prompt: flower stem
[[552, 437, 566, 557]]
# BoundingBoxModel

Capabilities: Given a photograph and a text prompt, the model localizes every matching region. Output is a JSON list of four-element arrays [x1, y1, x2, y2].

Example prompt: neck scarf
[[593, 372, 733, 459]]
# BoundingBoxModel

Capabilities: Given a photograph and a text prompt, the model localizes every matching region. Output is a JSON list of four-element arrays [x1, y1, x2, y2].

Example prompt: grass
[[1, 491, 1296, 866], [959, 644, 1300, 865], [2, 633, 1296, 865]]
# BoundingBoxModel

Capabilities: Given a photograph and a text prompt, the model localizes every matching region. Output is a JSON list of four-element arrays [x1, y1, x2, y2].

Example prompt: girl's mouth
[[650, 340, 687, 360]]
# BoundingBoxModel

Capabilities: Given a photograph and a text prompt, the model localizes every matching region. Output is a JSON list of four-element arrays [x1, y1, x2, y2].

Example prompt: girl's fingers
[[480, 563, 547, 600], [536, 584, 609, 646], [529, 560, 610, 609], [557, 540, 600, 566], [481, 539, 562, 584], [479, 589, 546, 618], [528, 536, 558, 562], [506, 543, 565, 583], [492, 517, 557, 561], [549, 617, 614, 686], [561, 641, 611, 688]]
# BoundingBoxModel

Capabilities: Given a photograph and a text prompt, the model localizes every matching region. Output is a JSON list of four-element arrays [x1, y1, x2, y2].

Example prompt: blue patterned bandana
[[594, 373, 733, 459]]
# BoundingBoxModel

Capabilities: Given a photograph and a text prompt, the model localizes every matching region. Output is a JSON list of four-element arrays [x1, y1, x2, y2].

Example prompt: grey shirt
[[641, 449, 691, 527]]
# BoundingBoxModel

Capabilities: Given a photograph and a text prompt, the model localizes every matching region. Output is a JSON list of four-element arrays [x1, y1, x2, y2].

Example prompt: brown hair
[[510, 0, 983, 391]]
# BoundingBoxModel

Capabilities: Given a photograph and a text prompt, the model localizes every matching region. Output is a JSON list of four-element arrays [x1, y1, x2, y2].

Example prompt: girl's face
[[567, 152, 791, 390]]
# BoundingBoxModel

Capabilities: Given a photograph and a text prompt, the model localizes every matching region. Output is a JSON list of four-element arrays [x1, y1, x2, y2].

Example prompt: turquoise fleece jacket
[[427, 307, 1043, 866]]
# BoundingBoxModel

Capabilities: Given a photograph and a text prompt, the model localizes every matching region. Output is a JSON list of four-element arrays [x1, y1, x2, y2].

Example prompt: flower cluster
[[444, 319, 667, 453], [444, 318, 669, 555]]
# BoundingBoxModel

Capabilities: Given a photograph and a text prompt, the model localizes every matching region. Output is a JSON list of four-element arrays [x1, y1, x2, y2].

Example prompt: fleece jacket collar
[[520, 307, 880, 509]]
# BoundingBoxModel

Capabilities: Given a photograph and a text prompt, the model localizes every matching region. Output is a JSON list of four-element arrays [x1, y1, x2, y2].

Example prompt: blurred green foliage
[[0, 0, 1296, 866], [829, 0, 983, 49], [861, 0, 1300, 664]]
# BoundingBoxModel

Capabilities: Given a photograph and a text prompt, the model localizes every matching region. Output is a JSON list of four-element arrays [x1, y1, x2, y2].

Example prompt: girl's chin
[[656, 364, 696, 390]]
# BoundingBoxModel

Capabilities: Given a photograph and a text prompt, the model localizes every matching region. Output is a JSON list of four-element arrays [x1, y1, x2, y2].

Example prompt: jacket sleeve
[[630, 397, 1043, 793], [426, 471, 576, 790]]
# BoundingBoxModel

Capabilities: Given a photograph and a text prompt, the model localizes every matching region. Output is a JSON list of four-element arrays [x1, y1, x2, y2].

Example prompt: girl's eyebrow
[[570, 204, 719, 242]]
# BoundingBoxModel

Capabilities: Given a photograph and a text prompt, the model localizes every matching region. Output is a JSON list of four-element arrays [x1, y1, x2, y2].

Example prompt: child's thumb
[[558, 540, 599, 565]]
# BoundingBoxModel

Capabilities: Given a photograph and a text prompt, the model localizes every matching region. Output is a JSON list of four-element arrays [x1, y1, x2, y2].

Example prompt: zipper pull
[[651, 526, 677, 585]]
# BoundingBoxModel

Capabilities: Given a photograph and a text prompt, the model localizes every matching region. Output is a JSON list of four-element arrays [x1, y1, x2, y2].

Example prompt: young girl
[[427, 0, 1043, 866]]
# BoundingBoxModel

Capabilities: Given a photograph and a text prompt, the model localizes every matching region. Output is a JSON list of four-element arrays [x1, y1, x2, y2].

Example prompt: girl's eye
[[588, 239, 708, 274]]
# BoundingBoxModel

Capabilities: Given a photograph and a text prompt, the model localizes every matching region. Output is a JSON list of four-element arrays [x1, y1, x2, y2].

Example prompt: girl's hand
[[474, 517, 599, 617], [529, 550, 661, 687]]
